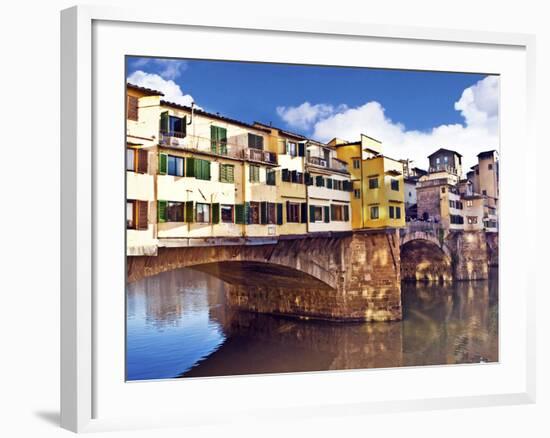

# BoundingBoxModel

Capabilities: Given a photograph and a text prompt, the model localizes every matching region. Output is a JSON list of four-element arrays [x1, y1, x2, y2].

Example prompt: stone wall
[[447, 231, 489, 280], [485, 232, 499, 267], [400, 240, 453, 282]]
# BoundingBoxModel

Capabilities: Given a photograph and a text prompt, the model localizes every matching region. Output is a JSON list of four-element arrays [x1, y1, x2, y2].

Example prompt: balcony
[[307, 156, 349, 173], [242, 147, 277, 165], [159, 130, 187, 147]]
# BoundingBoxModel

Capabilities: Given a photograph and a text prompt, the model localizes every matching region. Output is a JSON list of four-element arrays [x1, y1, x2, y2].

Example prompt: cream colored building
[[305, 141, 352, 233]]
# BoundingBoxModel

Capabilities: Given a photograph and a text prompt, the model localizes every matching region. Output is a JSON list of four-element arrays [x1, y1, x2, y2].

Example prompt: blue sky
[[127, 56, 499, 170]]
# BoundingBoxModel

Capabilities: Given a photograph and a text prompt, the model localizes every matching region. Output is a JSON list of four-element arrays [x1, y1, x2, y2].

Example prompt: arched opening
[[189, 260, 335, 290], [400, 239, 453, 283]]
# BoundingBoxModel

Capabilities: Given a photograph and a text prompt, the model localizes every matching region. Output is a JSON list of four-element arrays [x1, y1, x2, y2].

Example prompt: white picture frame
[[60, 5, 536, 433]]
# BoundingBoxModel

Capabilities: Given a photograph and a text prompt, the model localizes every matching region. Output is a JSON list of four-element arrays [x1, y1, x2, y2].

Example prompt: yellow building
[[332, 134, 405, 229]]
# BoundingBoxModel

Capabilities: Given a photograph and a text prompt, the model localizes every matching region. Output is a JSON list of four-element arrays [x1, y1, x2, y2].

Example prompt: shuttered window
[[286, 202, 300, 223], [137, 149, 148, 174], [127, 200, 147, 229], [326, 178, 333, 189], [267, 203, 277, 224], [235, 204, 245, 224], [219, 164, 235, 183], [158, 153, 168, 175], [211, 126, 228, 154], [281, 169, 290, 182], [315, 176, 324, 187], [249, 165, 260, 182], [331, 205, 345, 221], [221, 204, 234, 223], [343, 205, 350, 222], [323, 206, 330, 223], [187, 158, 211, 180], [276, 203, 283, 225], [185, 201, 194, 223], [300, 203, 308, 224], [248, 202, 260, 224], [370, 206, 379, 219], [167, 155, 184, 176], [212, 203, 220, 224], [369, 177, 379, 189], [127, 95, 138, 121]]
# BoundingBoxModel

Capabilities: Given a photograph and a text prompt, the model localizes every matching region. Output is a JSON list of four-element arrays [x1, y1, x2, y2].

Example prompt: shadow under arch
[[400, 238, 453, 283], [188, 260, 335, 290]]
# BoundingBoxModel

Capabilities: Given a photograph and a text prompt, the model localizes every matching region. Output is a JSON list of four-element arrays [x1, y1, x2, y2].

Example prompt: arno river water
[[126, 268, 498, 381]]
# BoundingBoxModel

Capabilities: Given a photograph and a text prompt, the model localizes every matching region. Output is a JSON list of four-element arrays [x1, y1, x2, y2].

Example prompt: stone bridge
[[128, 230, 402, 322], [127, 227, 494, 322], [399, 224, 490, 282]]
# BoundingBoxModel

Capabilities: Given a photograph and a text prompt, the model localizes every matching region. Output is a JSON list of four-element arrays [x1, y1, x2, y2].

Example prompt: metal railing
[[243, 147, 278, 165], [307, 156, 348, 172]]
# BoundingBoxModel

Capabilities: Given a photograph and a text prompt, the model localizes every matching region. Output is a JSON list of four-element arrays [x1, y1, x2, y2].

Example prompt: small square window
[[370, 206, 379, 219], [369, 178, 379, 189]]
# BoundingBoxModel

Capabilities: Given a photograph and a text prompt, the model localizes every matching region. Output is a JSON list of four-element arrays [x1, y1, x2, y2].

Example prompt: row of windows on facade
[[127, 149, 354, 190], [369, 205, 402, 220], [127, 200, 350, 228]]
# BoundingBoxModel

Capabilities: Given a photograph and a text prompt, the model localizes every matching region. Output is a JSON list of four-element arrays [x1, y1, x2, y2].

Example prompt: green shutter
[[326, 178, 333, 189], [300, 203, 308, 224], [244, 202, 251, 224], [203, 160, 211, 180], [212, 203, 220, 224], [160, 111, 169, 133], [277, 203, 283, 225], [157, 200, 167, 223], [211, 125, 218, 152], [227, 165, 234, 183], [330, 205, 336, 221], [324, 206, 330, 223], [158, 153, 167, 175], [186, 157, 195, 177], [235, 204, 245, 224], [309, 205, 315, 223], [344, 205, 350, 222], [185, 201, 194, 223], [260, 201, 267, 224]]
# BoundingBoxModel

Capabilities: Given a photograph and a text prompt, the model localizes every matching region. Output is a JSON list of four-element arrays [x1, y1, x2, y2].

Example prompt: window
[[313, 206, 323, 222], [449, 200, 455, 208], [157, 201, 184, 223], [396, 206, 401, 219], [315, 175, 324, 187], [408, 191, 412, 197], [266, 170, 276, 185], [444, 156, 448, 163], [127, 200, 148, 230], [370, 206, 379, 219], [354, 189, 361, 199], [369, 177, 379, 189], [127, 148, 148, 173], [287, 141, 297, 157], [127, 95, 138, 121], [196, 203, 211, 223], [391, 179, 399, 191], [353, 159, 360, 169], [330, 204, 347, 221], [267, 203, 277, 224], [249, 165, 260, 182], [219, 164, 235, 183], [167, 155, 184, 176], [126, 148, 135, 171], [287, 202, 300, 223], [488, 164, 493, 170], [482, 190, 487, 195], [211, 126, 228, 154], [248, 133, 264, 150], [221, 204, 234, 223], [468, 216, 478, 224], [450, 214, 464, 225], [186, 158, 211, 180], [389, 206, 395, 218], [436, 157, 440, 164], [441, 187, 446, 193], [160, 111, 186, 138], [466, 200, 473, 207], [249, 202, 260, 224], [326, 178, 333, 189]]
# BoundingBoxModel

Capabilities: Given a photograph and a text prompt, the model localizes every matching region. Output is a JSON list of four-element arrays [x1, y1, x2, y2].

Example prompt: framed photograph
[[61, 5, 536, 433]]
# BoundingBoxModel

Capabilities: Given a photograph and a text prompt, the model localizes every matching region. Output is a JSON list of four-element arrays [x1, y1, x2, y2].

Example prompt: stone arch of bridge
[[400, 235, 453, 282], [127, 244, 339, 289]]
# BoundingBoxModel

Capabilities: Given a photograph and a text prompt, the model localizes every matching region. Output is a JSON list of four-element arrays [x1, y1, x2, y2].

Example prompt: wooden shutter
[[137, 149, 148, 174], [244, 202, 251, 224], [276, 203, 283, 225], [136, 201, 148, 229], [300, 203, 308, 224], [160, 111, 169, 133], [186, 157, 195, 177], [298, 142, 305, 157], [309, 205, 315, 223], [324, 206, 330, 223], [227, 165, 234, 183], [260, 201, 267, 224], [158, 153, 167, 175], [157, 200, 167, 223], [210, 125, 218, 152], [212, 203, 220, 224], [235, 204, 245, 224], [127, 95, 138, 121], [185, 201, 194, 223], [344, 205, 350, 222]]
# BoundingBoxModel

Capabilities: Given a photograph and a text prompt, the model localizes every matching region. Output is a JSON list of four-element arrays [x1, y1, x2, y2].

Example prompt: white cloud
[[276, 102, 339, 130], [127, 71, 198, 108], [129, 58, 188, 80], [277, 76, 499, 172]]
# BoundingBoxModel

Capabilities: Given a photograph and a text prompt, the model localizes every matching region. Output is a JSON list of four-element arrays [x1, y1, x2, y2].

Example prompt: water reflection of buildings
[[127, 268, 226, 329], [128, 267, 498, 378]]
